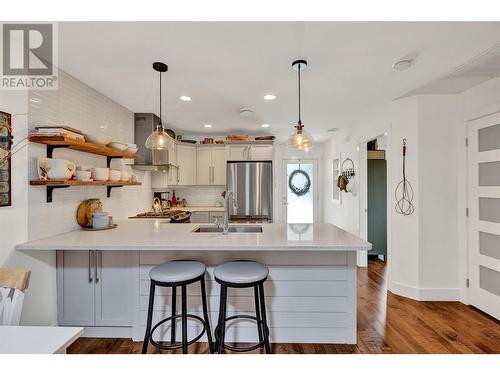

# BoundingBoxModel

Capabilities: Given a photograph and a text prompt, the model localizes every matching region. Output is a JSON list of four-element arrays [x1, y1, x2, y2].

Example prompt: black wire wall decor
[[395, 138, 415, 216], [288, 169, 311, 197], [341, 158, 355, 179]]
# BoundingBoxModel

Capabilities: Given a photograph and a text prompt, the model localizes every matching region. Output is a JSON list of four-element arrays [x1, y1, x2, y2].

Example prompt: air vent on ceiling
[[446, 44, 500, 79]]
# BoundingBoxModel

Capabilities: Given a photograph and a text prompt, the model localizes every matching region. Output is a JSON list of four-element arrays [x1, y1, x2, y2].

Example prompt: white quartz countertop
[[16, 221, 371, 252]]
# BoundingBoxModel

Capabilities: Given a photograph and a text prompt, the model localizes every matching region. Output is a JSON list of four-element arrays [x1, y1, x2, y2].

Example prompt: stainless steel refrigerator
[[226, 161, 273, 222]]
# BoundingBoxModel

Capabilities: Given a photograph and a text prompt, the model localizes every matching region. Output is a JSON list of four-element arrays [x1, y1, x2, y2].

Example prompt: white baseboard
[[418, 287, 460, 301], [389, 281, 459, 301]]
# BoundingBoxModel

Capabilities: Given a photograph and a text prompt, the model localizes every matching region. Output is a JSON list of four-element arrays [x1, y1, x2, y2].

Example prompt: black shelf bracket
[[47, 144, 70, 158], [107, 156, 123, 168], [107, 185, 123, 198], [47, 185, 69, 203]]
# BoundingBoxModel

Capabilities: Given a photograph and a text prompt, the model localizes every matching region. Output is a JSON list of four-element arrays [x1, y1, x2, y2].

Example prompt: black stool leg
[[258, 283, 271, 354], [142, 281, 156, 354], [171, 286, 177, 344], [181, 284, 188, 354], [200, 277, 214, 353], [217, 285, 228, 354], [254, 285, 263, 345]]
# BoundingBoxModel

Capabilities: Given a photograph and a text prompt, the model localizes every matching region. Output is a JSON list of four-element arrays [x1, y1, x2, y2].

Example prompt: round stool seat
[[215, 260, 269, 284], [149, 261, 206, 283]]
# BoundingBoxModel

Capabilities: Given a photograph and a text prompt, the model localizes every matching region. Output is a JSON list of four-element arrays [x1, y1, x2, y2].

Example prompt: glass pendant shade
[[287, 124, 313, 151], [145, 124, 170, 150]]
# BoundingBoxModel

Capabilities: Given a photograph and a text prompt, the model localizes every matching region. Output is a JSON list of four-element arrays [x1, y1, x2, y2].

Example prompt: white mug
[[38, 158, 76, 180]]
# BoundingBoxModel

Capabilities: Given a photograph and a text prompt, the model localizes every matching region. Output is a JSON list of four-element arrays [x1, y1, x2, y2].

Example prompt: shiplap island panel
[[16, 221, 371, 344]]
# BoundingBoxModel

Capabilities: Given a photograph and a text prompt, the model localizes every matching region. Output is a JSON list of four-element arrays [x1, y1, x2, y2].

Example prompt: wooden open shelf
[[30, 179, 142, 202], [29, 135, 138, 159], [30, 180, 142, 187], [29, 134, 141, 202]]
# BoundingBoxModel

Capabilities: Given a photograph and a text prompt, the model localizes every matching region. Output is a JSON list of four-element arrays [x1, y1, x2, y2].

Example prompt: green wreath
[[288, 169, 311, 197]]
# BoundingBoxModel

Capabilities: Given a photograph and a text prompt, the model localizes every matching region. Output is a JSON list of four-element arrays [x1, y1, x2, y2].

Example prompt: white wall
[[0, 90, 59, 325], [321, 95, 465, 300], [418, 96, 460, 296], [1, 69, 152, 325], [322, 97, 420, 290]]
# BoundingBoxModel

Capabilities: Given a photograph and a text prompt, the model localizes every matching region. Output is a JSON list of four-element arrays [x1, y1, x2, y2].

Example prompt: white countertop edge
[[17, 244, 370, 251]]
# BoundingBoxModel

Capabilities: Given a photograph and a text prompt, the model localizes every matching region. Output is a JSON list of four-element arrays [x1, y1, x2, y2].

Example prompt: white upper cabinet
[[226, 143, 273, 161], [249, 144, 273, 160], [176, 144, 196, 185], [196, 146, 226, 185], [211, 147, 227, 185], [196, 147, 212, 185]]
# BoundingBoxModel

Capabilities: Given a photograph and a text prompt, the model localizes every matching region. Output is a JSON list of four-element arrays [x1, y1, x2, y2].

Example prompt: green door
[[367, 159, 387, 256]]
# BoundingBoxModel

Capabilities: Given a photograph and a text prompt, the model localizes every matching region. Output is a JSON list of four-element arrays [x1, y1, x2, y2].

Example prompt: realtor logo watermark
[[1, 22, 58, 90]]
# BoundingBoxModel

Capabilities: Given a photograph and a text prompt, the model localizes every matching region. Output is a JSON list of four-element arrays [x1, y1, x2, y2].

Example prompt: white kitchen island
[[16, 221, 371, 344]]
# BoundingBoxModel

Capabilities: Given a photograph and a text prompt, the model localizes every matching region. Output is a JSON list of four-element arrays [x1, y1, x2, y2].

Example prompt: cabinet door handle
[[248, 146, 252, 160], [94, 250, 100, 283], [88, 250, 93, 283]]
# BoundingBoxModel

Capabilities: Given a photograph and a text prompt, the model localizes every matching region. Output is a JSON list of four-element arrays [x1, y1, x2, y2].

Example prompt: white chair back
[[0, 269, 31, 326]]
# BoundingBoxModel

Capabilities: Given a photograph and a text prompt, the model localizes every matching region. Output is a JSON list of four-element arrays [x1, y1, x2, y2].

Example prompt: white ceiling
[[58, 22, 500, 141]]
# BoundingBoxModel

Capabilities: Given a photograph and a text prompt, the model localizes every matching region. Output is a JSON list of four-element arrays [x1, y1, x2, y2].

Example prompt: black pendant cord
[[158, 70, 163, 127], [298, 65, 301, 125]]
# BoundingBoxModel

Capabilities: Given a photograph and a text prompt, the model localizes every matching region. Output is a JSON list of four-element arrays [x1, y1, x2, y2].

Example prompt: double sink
[[192, 225, 263, 233]]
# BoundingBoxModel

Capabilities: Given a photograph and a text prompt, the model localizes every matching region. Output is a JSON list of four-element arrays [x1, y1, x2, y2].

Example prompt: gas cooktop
[[129, 210, 185, 219]]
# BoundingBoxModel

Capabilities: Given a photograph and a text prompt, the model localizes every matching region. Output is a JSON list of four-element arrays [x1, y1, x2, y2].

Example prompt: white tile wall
[[153, 186, 225, 207], [28, 70, 151, 240]]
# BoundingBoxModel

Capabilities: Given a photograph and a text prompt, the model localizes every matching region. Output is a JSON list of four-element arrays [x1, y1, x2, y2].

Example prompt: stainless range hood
[[130, 113, 175, 171]]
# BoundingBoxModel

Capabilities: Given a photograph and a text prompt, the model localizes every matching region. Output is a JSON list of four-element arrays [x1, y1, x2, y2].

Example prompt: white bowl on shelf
[[121, 170, 131, 182], [108, 142, 128, 151], [91, 167, 109, 181], [109, 169, 121, 182], [76, 170, 92, 181], [84, 134, 113, 145], [127, 146, 138, 154]]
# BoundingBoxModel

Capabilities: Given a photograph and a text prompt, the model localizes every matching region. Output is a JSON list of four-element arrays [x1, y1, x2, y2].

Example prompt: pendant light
[[145, 62, 171, 150], [287, 59, 313, 151]]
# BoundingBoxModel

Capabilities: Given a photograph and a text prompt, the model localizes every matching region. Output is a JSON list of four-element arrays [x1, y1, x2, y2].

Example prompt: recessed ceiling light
[[204, 124, 212, 128], [327, 128, 338, 133], [392, 59, 413, 71], [179, 96, 191, 102], [239, 108, 254, 117], [261, 124, 270, 128], [264, 94, 276, 101]]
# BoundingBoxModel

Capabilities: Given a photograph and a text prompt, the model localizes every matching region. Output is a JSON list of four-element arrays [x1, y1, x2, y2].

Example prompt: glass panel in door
[[285, 161, 315, 223]]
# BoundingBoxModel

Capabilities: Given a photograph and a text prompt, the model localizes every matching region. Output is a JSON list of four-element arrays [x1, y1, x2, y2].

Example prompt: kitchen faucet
[[222, 191, 238, 235]]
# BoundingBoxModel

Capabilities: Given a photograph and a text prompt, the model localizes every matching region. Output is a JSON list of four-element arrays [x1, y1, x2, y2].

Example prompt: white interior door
[[282, 159, 318, 223], [467, 112, 500, 320]]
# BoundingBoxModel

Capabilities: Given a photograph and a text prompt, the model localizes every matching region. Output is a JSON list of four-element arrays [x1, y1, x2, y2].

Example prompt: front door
[[467, 112, 500, 320], [283, 160, 317, 223]]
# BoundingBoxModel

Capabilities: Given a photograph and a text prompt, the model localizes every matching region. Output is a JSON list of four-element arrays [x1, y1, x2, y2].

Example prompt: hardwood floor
[[67, 259, 500, 354]]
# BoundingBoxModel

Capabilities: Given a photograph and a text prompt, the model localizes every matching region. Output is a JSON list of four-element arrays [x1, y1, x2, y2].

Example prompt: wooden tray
[[81, 224, 117, 231]]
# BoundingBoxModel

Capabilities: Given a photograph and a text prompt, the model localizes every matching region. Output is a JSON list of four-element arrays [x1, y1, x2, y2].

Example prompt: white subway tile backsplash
[[153, 186, 225, 207], [28, 70, 151, 240]]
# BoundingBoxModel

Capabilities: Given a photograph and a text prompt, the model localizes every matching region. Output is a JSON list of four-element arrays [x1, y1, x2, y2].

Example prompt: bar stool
[[142, 260, 214, 354], [214, 260, 271, 354]]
